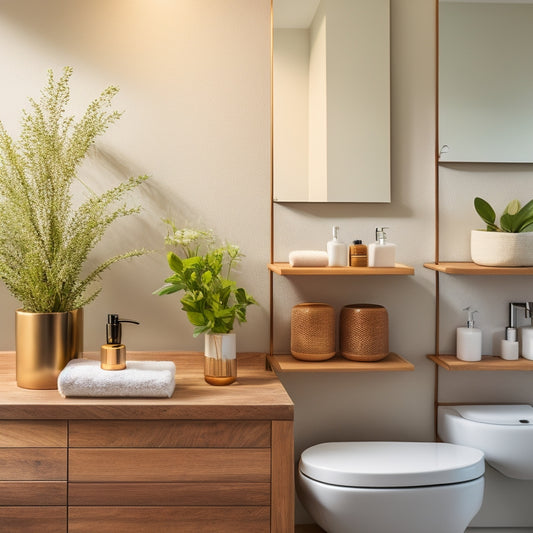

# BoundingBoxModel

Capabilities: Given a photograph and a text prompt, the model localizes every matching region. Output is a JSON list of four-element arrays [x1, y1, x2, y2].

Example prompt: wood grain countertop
[[0, 352, 294, 421]]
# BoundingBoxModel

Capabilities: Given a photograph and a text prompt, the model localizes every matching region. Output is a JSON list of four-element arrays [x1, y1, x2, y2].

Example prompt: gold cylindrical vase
[[290, 303, 336, 361], [340, 304, 388, 361], [15, 308, 83, 389]]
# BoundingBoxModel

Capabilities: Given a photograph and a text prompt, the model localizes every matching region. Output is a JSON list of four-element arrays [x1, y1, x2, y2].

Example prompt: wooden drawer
[[69, 506, 270, 533], [0, 506, 66, 532], [69, 448, 270, 482], [0, 481, 66, 505], [0, 420, 67, 447], [69, 481, 270, 506], [69, 420, 270, 448], [0, 448, 67, 480]]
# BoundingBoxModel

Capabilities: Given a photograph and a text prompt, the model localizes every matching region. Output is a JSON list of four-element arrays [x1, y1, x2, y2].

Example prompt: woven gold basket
[[340, 304, 389, 361], [290, 303, 336, 361]]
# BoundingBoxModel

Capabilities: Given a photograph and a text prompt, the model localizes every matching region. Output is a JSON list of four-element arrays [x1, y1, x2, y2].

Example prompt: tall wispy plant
[[0, 66, 148, 312]]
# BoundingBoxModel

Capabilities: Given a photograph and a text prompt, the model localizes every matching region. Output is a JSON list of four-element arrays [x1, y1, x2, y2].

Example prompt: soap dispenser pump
[[101, 314, 140, 370], [456, 306, 482, 362], [368, 227, 396, 267]]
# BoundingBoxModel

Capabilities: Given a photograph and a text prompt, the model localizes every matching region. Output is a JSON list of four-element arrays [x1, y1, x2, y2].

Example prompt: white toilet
[[439, 404, 533, 479], [297, 441, 485, 533]]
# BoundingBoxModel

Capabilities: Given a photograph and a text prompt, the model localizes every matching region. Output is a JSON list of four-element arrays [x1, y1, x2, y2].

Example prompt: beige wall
[[0, 0, 271, 353], [3, 0, 533, 528]]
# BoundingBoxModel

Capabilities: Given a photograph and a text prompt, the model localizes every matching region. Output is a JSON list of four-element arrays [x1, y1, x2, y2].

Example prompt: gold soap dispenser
[[101, 314, 140, 370]]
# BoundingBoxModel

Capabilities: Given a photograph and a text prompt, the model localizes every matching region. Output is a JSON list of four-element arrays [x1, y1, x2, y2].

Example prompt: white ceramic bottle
[[456, 307, 482, 361], [368, 227, 396, 267], [520, 325, 533, 360], [327, 226, 348, 267], [501, 326, 519, 360]]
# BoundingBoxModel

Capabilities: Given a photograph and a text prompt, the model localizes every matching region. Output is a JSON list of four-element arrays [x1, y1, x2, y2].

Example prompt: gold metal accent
[[15, 308, 83, 389], [100, 344, 126, 370]]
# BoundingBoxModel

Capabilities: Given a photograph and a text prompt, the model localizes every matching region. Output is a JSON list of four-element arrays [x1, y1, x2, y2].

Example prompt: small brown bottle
[[350, 240, 368, 267]]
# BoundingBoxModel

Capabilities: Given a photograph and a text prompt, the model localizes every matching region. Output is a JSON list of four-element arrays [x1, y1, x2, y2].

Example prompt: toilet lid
[[454, 404, 533, 425], [299, 441, 485, 488]]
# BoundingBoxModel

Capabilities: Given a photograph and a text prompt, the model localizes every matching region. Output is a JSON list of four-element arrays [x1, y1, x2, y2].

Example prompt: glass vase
[[204, 332, 237, 386]]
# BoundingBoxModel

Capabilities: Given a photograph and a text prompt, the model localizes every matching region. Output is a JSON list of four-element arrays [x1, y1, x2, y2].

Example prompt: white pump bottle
[[456, 306, 482, 361], [327, 226, 348, 267], [368, 227, 396, 267]]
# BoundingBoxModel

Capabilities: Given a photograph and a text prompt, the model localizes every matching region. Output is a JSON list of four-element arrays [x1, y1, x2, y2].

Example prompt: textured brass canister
[[15, 308, 83, 389], [340, 304, 388, 361], [290, 303, 336, 361]]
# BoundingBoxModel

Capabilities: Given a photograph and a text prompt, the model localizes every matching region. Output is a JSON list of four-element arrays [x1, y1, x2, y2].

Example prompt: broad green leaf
[[513, 199, 533, 232], [201, 270, 212, 285], [167, 251, 182, 273], [193, 324, 211, 337], [500, 213, 514, 233], [503, 199, 521, 216], [152, 283, 181, 296], [474, 197, 498, 230], [186, 311, 207, 326], [214, 308, 234, 319]]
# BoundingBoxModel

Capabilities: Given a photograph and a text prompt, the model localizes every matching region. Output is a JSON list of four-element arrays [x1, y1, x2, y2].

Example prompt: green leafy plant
[[474, 197, 533, 233], [154, 220, 257, 337], [0, 66, 148, 313]]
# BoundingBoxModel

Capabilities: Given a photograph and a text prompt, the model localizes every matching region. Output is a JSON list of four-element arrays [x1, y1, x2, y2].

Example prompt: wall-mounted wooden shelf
[[267, 352, 414, 373], [268, 263, 414, 276], [428, 354, 533, 371], [424, 262, 533, 275]]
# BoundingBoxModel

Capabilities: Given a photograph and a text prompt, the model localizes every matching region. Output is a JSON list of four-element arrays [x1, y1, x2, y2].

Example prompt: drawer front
[[0, 449, 67, 480], [69, 420, 270, 448], [69, 448, 270, 482], [0, 420, 67, 447], [69, 481, 270, 506], [0, 481, 66, 505], [0, 506, 66, 532], [69, 506, 269, 533]]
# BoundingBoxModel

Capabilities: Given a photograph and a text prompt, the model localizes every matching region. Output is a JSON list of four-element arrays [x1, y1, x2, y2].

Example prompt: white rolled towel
[[289, 250, 329, 267]]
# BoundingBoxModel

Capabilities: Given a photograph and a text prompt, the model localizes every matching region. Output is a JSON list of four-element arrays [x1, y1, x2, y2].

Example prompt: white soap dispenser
[[327, 226, 348, 267], [456, 306, 482, 362], [368, 227, 396, 267]]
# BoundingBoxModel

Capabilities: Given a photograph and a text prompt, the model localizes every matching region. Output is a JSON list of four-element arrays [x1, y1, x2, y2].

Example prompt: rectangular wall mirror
[[272, 0, 391, 202], [439, 0, 533, 163]]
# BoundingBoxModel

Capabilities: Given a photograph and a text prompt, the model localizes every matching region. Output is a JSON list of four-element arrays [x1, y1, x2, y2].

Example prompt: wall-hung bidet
[[439, 404, 533, 479], [297, 441, 484, 533]]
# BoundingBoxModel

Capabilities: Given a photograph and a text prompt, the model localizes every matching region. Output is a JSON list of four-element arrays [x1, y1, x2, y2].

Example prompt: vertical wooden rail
[[269, 0, 275, 362], [271, 420, 294, 533], [433, 0, 441, 440]]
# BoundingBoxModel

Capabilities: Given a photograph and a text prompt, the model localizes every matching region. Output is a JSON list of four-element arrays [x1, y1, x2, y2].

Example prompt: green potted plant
[[471, 197, 533, 266], [154, 220, 256, 385], [0, 67, 148, 389]]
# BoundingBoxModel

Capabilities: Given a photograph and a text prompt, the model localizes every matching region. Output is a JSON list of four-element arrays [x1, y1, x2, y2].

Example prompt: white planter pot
[[204, 333, 237, 386], [470, 230, 533, 267]]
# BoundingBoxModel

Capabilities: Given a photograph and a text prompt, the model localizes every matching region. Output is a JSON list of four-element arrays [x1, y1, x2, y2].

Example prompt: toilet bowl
[[438, 404, 533, 479], [297, 441, 484, 533]]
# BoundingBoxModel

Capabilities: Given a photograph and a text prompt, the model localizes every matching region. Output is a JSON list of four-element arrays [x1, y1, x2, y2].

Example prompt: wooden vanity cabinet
[[68, 419, 272, 532], [0, 420, 67, 532], [0, 352, 294, 533]]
